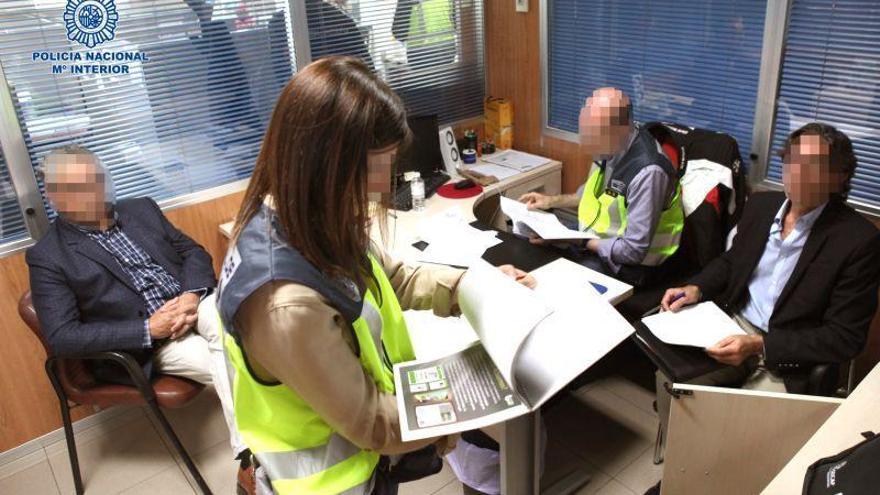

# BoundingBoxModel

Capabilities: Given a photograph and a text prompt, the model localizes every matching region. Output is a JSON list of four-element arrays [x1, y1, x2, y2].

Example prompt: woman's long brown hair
[[233, 56, 410, 286]]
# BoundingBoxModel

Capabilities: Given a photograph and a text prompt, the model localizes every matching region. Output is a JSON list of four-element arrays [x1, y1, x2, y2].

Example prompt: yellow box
[[485, 97, 513, 129], [485, 120, 513, 150]]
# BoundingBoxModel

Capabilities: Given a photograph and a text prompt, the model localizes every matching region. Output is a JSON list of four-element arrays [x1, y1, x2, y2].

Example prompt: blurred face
[[367, 143, 398, 194], [783, 134, 844, 209], [45, 155, 113, 225], [579, 89, 632, 157]]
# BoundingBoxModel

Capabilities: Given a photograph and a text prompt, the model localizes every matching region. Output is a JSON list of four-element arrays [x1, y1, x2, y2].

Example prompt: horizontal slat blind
[[547, 0, 766, 165], [304, 0, 484, 123], [768, 0, 880, 207], [0, 0, 294, 203], [0, 151, 28, 245]]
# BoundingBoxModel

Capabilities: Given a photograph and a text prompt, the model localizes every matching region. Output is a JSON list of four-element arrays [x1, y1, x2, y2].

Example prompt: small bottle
[[410, 172, 425, 211]]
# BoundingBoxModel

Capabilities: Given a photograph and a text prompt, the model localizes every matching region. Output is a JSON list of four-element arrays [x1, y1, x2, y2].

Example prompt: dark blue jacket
[[25, 197, 216, 364]]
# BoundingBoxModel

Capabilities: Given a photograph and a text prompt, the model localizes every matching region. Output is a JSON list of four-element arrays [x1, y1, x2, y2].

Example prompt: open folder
[[393, 259, 634, 441], [633, 302, 743, 382], [641, 302, 746, 348]]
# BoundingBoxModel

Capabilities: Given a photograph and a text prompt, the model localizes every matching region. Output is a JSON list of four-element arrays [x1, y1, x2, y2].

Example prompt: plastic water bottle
[[410, 173, 426, 211]]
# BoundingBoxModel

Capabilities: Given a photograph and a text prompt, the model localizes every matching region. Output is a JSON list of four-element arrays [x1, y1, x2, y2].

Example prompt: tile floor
[[0, 376, 662, 494]]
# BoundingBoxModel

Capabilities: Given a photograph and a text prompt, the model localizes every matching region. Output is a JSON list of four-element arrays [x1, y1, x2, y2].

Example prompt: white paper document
[[641, 302, 746, 348], [394, 259, 634, 440], [466, 163, 520, 180], [529, 257, 633, 306], [413, 208, 502, 267], [482, 150, 551, 171], [500, 196, 596, 240]]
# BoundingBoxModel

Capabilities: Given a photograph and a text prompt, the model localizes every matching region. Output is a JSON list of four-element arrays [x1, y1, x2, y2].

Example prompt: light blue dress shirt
[[740, 199, 827, 331]]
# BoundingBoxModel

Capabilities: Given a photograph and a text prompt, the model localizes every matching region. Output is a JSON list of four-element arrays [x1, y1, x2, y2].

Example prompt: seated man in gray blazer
[[25, 145, 247, 485]]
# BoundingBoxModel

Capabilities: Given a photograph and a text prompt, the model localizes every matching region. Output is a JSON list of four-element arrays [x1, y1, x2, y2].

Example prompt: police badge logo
[[63, 0, 119, 48]]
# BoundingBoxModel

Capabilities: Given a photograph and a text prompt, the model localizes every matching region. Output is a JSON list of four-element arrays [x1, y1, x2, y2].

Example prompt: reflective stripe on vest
[[578, 167, 684, 266], [218, 209, 414, 494]]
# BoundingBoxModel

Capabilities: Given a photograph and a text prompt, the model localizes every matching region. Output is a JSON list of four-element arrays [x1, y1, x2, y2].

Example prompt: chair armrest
[[805, 363, 840, 397], [47, 351, 154, 399]]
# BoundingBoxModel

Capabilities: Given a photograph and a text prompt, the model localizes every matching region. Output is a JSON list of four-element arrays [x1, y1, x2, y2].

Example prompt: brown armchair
[[18, 291, 212, 494]]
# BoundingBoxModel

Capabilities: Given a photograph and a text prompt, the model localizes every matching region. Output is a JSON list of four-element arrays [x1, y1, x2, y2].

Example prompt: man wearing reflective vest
[[392, 0, 456, 67], [520, 87, 684, 286]]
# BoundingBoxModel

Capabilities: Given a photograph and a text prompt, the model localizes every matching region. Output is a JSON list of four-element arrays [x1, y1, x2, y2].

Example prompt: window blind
[[768, 0, 880, 208], [0, 0, 294, 203], [547, 0, 766, 166], [304, 0, 485, 123], [0, 151, 28, 245]]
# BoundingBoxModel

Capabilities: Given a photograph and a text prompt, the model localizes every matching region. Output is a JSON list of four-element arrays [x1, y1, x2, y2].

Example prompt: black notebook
[[632, 321, 727, 383]]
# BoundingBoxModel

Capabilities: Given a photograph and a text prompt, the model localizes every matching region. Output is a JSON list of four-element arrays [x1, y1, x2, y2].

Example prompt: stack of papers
[[500, 196, 597, 240], [416, 209, 502, 267], [641, 302, 746, 348], [482, 150, 551, 171]]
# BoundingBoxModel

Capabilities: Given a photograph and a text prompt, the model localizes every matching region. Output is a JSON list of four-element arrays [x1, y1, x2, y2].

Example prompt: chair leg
[[144, 400, 213, 495], [45, 361, 84, 495], [653, 422, 664, 465]]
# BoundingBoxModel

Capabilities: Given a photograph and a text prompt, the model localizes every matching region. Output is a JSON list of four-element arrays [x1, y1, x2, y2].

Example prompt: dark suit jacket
[[26, 198, 216, 364], [690, 191, 880, 391]]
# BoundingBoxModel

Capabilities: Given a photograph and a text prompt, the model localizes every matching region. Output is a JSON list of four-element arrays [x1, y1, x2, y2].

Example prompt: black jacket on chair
[[689, 191, 880, 392], [25, 197, 216, 377]]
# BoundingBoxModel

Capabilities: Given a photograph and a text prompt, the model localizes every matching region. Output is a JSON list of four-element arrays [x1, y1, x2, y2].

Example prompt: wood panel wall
[[484, 0, 590, 194], [0, 191, 244, 453]]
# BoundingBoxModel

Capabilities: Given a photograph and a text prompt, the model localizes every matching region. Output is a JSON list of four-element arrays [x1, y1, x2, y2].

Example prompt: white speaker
[[438, 126, 460, 175]]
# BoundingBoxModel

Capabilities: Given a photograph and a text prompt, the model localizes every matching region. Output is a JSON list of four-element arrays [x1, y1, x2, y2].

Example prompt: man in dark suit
[[651, 123, 880, 466], [25, 145, 249, 488]]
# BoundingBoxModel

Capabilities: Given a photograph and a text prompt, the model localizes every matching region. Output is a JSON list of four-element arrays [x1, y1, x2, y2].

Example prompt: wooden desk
[[762, 363, 880, 494]]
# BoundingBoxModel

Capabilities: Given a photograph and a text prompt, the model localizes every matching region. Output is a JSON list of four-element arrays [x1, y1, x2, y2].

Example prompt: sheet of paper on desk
[[416, 208, 501, 267], [500, 196, 596, 240], [418, 240, 488, 267], [528, 257, 632, 305], [483, 150, 550, 171], [466, 163, 520, 180], [641, 301, 746, 348]]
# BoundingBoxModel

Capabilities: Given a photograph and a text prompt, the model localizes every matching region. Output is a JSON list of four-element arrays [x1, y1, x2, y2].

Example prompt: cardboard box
[[485, 97, 513, 129], [485, 120, 513, 149]]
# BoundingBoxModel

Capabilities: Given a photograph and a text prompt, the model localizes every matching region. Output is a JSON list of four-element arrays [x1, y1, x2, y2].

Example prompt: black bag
[[802, 431, 880, 495], [372, 445, 443, 495]]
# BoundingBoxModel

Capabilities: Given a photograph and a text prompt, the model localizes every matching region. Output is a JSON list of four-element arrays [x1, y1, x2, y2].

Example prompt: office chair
[[18, 291, 213, 495]]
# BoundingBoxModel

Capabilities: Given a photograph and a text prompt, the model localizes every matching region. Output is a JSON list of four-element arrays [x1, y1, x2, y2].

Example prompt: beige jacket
[[234, 248, 465, 455]]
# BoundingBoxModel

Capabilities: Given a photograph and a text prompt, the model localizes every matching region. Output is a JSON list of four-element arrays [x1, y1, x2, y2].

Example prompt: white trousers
[[153, 292, 244, 457]]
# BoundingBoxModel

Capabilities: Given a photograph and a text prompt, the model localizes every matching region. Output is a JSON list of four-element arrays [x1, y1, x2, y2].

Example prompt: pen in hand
[[670, 292, 686, 304], [661, 291, 686, 312]]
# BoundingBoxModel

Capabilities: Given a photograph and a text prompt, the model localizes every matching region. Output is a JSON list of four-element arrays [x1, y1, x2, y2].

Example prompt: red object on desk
[[436, 182, 483, 199]]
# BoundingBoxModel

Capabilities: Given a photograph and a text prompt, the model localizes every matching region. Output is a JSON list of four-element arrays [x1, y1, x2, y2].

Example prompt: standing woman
[[217, 56, 533, 495]]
